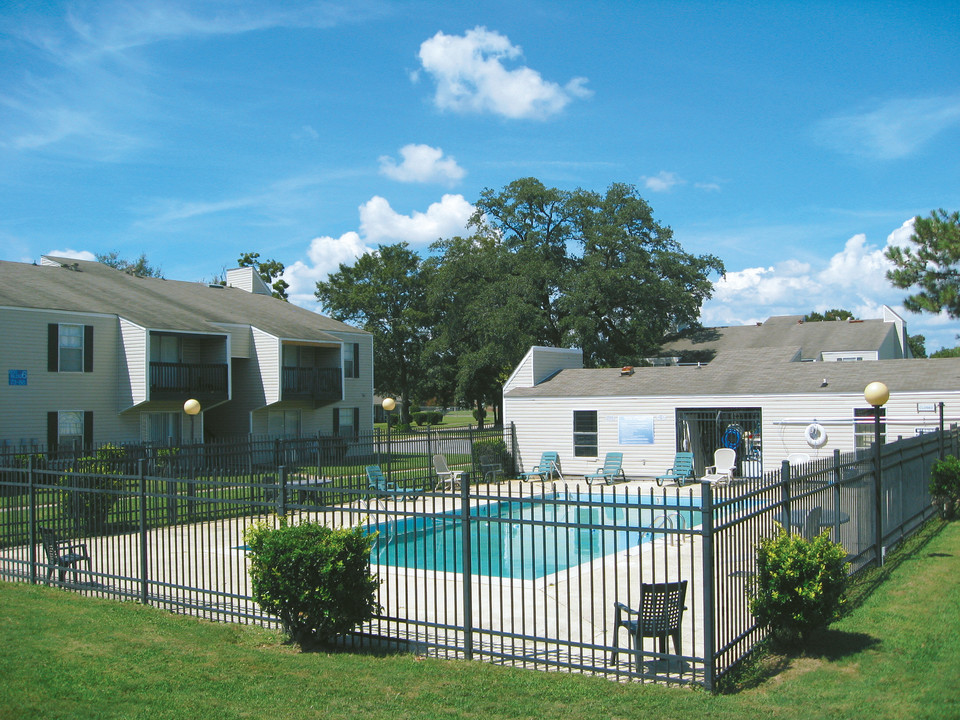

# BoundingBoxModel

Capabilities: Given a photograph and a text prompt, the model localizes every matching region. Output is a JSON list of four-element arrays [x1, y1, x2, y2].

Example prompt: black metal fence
[[0, 424, 951, 689]]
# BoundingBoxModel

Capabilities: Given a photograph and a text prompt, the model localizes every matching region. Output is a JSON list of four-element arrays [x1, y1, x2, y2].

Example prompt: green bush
[[472, 407, 487, 423], [412, 411, 444, 426], [244, 518, 380, 646], [59, 444, 126, 535], [748, 526, 849, 648], [930, 455, 960, 519]]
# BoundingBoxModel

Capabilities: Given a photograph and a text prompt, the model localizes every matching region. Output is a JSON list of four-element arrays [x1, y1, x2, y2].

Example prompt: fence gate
[[675, 408, 763, 479]]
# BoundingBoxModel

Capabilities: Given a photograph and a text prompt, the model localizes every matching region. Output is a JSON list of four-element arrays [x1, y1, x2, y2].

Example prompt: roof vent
[[620, 366, 634, 376]]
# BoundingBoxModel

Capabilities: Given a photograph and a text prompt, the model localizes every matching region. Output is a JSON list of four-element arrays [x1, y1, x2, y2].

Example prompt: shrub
[[930, 455, 960, 519], [472, 438, 513, 478], [244, 518, 380, 646], [748, 526, 849, 648], [472, 407, 487, 423], [59, 444, 126, 535], [411, 411, 444, 426]]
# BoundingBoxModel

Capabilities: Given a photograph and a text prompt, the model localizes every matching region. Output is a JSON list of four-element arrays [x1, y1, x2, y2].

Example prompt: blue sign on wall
[[619, 415, 655, 445], [8, 370, 27, 386]]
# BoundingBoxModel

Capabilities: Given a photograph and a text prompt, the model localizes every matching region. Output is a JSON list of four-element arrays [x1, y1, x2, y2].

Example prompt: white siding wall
[[505, 390, 960, 479], [503, 346, 583, 393], [252, 328, 281, 406], [119, 317, 147, 409], [0, 307, 143, 446]]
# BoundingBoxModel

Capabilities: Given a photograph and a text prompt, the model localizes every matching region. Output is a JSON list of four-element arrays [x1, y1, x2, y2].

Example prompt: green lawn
[[1, 521, 958, 720]]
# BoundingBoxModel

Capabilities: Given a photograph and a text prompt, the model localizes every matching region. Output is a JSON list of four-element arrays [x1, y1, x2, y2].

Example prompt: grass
[[2, 521, 958, 720]]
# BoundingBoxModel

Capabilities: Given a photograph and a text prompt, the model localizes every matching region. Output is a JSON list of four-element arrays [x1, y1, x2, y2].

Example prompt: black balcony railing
[[150, 362, 228, 402], [282, 367, 342, 406]]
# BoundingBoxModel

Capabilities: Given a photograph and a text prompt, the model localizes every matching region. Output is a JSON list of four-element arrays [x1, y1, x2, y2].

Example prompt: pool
[[370, 491, 701, 580]]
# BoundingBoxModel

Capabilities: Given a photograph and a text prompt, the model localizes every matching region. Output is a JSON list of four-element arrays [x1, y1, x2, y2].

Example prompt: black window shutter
[[47, 412, 58, 450], [353, 407, 360, 437], [352, 343, 360, 378], [48, 324, 59, 372], [83, 411, 94, 451], [333, 409, 340, 435], [84, 326, 94, 372]]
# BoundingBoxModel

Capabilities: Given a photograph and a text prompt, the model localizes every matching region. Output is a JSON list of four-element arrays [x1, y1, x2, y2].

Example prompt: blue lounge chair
[[655, 452, 695, 487], [585, 452, 626, 486], [520, 451, 562, 482], [365, 465, 422, 506]]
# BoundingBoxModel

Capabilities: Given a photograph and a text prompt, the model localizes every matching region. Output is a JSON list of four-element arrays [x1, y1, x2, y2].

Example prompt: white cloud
[[642, 171, 684, 193], [283, 193, 475, 309], [815, 95, 960, 160], [416, 26, 590, 120], [45, 247, 97, 261], [378, 144, 466, 185], [700, 218, 960, 352], [284, 231, 371, 309], [359, 194, 474, 244]]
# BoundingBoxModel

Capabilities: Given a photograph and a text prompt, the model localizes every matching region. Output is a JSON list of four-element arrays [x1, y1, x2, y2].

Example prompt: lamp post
[[382, 397, 396, 480], [183, 398, 201, 444], [864, 382, 889, 566]]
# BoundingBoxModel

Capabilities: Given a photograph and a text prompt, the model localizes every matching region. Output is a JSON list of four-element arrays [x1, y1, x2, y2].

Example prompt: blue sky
[[2, 1, 959, 351]]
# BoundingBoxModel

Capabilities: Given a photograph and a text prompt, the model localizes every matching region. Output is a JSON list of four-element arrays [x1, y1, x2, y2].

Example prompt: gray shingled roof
[[0, 258, 367, 341], [506, 353, 960, 399], [658, 314, 897, 361]]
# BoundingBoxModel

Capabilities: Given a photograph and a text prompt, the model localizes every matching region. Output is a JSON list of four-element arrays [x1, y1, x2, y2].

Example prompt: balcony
[[150, 362, 229, 405], [282, 367, 342, 406]]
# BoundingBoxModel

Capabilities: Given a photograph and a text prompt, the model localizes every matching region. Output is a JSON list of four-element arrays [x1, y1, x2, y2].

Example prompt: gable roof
[[505, 354, 960, 399], [658, 314, 901, 363], [0, 258, 367, 341]]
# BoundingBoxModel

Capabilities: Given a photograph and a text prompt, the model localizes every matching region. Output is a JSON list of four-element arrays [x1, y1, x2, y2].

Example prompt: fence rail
[[0, 424, 951, 689]]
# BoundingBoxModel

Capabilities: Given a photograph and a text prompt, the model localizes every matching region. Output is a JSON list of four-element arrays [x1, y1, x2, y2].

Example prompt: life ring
[[722, 424, 742, 449], [804, 423, 828, 448]]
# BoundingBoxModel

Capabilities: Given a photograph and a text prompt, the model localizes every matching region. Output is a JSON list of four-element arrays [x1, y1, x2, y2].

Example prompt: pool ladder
[[651, 511, 687, 546]]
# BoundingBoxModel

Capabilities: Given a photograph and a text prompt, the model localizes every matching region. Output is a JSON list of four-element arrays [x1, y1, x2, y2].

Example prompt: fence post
[[460, 469, 474, 661], [832, 449, 842, 538], [138, 459, 149, 605], [700, 481, 715, 691], [780, 460, 791, 529], [28, 455, 36, 585], [277, 465, 287, 518]]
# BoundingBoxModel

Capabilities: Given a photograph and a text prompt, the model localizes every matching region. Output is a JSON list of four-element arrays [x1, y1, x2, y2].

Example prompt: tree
[[238, 252, 289, 301], [931, 346, 960, 358], [471, 178, 724, 367], [886, 209, 960, 317], [315, 243, 431, 423], [564, 183, 724, 365], [907, 333, 927, 358], [96, 251, 163, 278], [427, 230, 538, 426], [803, 308, 855, 322]]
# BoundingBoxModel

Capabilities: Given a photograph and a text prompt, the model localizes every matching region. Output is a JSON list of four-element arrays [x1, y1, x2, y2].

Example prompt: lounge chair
[[519, 451, 562, 482], [364, 465, 421, 507], [610, 580, 688, 671], [702, 448, 737, 484], [655, 452, 695, 487], [585, 452, 626, 486], [479, 453, 505, 483], [39, 526, 91, 585], [432, 454, 466, 491]]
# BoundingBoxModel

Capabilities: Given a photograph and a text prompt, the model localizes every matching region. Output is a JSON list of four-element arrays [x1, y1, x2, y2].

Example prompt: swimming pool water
[[370, 492, 701, 580]]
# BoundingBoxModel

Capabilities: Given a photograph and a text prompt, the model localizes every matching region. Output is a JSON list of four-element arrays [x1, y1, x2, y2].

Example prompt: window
[[334, 407, 359, 439], [343, 343, 360, 379], [47, 410, 92, 450], [268, 409, 301, 438], [48, 323, 93, 372], [150, 335, 181, 363], [855, 407, 885, 450], [573, 410, 598, 457], [142, 412, 181, 444]]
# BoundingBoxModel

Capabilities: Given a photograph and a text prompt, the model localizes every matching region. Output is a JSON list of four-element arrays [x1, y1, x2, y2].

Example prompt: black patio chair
[[610, 580, 688, 671], [39, 526, 91, 585]]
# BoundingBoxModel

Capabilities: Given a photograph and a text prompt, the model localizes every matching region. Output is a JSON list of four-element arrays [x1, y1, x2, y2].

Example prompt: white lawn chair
[[702, 448, 737, 484]]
